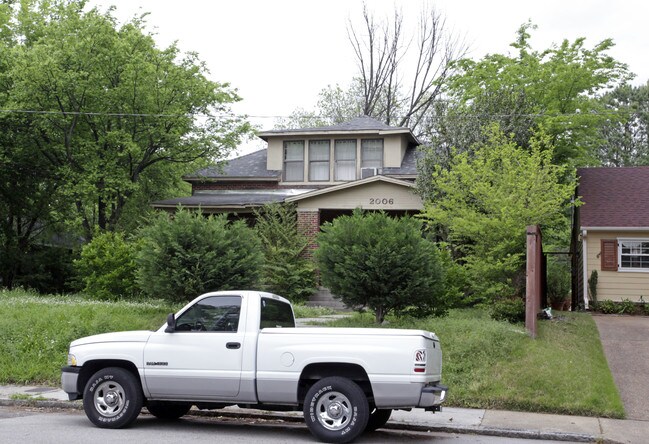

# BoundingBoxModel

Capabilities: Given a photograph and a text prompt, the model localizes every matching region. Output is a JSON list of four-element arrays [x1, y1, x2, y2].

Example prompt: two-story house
[[152, 116, 424, 254]]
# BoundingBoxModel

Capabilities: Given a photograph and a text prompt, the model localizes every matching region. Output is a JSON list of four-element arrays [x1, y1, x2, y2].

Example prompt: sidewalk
[[2, 385, 648, 443]]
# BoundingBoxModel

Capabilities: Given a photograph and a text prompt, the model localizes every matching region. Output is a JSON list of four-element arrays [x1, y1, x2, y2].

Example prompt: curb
[[0, 398, 598, 442]]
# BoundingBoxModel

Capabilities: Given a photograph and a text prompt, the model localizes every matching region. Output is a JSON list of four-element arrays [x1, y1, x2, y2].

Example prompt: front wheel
[[303, 376, 369, 444], [83, 367, 143, 428]]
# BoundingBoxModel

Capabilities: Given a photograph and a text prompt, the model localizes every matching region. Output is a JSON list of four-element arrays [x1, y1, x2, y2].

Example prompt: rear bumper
[[61, 366, 81, 400], [418, 383, 448, 410]]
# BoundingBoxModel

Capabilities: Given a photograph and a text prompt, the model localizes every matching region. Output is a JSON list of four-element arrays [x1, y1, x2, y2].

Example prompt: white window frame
[[283, 140, 305, 182], [618, 238, 649, 272], [308, 140, 330, 182]]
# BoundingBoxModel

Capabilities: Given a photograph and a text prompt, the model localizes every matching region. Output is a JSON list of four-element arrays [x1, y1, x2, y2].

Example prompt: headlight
[[67, 354, 77, 366]]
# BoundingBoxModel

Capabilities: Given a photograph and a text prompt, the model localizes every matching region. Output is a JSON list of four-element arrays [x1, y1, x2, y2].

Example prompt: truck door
[[143, 295, 245, 399]]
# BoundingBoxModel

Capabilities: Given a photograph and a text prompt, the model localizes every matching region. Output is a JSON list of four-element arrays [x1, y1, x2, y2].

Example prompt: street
[[0, 406, 583, 444]]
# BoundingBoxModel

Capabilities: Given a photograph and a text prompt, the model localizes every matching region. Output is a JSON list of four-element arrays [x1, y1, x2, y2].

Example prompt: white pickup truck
[[61, 291, 447, 443]]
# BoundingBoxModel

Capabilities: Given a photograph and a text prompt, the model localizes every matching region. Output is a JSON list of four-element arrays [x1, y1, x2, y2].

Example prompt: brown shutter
[[601, 239, 618, 271]]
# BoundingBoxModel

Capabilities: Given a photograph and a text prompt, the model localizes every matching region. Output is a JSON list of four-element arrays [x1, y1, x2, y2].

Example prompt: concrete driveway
[[594, 315, 649, 420]]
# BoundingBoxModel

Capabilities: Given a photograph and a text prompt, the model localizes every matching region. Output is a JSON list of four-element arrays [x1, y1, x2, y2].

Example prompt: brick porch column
[[297, 209, 320, 259]]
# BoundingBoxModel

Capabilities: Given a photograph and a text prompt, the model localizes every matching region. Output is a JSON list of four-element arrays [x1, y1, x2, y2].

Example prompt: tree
[[315, 210, 445, 323], [420, 125, 577, 303], [418, 21, 630, 182], [253, 203, 316, 303], [595, 81, 649, 166], [5, 0, 250, 240], [279, 3, 466, 137], [136, 209, 263, 302]]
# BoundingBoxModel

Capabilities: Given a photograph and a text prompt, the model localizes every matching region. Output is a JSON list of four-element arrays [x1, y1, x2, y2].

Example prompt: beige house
[[152, 116, 424, 255], [572, 167, 649, 308]]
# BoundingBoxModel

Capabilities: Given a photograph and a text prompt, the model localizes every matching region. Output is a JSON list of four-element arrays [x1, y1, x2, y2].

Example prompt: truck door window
[[260, 297, 295, 329], [175, 296, 241, 332]]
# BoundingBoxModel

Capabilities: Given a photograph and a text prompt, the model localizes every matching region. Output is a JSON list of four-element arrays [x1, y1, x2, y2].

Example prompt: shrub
[[315, 210, 446, 323], [595, 299, 618, 314], [489, 298, 525, 323], [588, 270, 598, 305], [74, 231, 140, 299], [254, 203, 316, 303], [546, 257, 571, 305], [137, 209, 263, 302]]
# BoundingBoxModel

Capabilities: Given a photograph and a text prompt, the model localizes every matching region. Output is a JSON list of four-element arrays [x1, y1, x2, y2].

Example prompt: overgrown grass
[[292, 304, 339, 318], [0, 290, 624, 418], [0, 289, 175, 384], [327, 309, 624, 418]]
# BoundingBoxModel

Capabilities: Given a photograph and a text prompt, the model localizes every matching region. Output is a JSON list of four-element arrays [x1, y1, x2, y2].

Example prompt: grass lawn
[[0, 289, 624, 418]]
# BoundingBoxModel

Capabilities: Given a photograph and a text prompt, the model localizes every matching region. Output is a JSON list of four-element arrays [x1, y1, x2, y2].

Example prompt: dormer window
[[335, 139, 357, 181], [309, 140, 330, 181], [284, 141, 304, 181], [361, 139, 383, 169]]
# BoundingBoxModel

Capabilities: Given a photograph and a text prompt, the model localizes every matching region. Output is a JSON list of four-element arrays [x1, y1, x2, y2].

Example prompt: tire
[[303, 377, 369, 444], [146, 402, 192, 420], [365, 408, 392, 432], [83, 367, 143, 429]]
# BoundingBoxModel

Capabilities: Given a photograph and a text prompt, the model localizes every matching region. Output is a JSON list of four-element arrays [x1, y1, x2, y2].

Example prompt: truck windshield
[[260, 297, 295, 329]]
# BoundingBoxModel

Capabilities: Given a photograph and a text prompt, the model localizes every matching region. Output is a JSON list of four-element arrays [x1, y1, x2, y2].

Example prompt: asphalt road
[[0, 406, 584, 444]]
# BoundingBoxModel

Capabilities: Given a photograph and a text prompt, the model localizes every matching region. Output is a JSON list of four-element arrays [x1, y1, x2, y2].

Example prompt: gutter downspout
[[581, 229, 589, 309]]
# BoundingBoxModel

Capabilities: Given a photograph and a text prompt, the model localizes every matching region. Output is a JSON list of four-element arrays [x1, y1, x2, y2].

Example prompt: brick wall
[[297, 210, 320, 259]]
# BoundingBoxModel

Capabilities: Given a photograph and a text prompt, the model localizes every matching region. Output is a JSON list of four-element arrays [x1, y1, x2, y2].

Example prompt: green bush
[[546, 257, 571, 305], [254, 203, 316, 303], [315, 210, 446, 323], [595, 299, 618, 314], [489, 298, 525, 323], [74, 231, 140, 299], [136, 209, 263, 302]]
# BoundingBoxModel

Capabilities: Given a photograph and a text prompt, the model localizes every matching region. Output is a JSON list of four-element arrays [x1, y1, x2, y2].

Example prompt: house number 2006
[[369, 198, 394, 205]]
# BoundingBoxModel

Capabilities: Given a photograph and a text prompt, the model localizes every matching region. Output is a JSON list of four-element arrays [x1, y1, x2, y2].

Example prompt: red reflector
[[414, 368, 425, 373]]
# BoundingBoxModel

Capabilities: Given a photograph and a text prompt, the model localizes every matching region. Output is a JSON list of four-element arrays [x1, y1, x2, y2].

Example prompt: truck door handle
[[226, 342, 241, 349]]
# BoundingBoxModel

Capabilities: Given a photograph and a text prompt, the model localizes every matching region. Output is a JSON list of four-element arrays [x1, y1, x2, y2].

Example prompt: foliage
[[594, 298, 641, 315], [546, 257, 572, 304], [315, 210, 446, 323], [420, 126, 577, 303], [253, 203, 316, 303], [73, 231, 140, 300], [588, 270, 599, 305], [136, 209, 263, 302], [488, 298, 526, 323], [292, 304, 338, 319], [418, 21, 630, 183], [0, 0, 251, 286], [595, 81, 649, 166], [11, 246, 77, 294], [325, 308, 624, 417]]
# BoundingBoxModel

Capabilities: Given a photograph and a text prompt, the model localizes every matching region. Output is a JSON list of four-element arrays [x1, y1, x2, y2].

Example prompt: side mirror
[[165, 313, 176, 333]]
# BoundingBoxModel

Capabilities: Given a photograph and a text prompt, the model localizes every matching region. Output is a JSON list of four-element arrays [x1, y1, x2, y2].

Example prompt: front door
[[143, 295, 246, 400]]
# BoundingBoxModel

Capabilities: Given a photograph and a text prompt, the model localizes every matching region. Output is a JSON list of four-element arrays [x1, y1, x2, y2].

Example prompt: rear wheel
[[146, 402, 192, 420], [365, 408, 392, 432], [83, 367, 143, 428], [303, 376, 369, 444]]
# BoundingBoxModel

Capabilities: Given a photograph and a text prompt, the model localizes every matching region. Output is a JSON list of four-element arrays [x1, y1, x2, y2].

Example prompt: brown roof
[[577, 167, 649, 228]]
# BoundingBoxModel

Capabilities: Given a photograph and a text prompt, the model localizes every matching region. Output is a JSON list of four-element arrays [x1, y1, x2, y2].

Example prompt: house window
[[335, 139, 356, 181], [361, 139, 383, 169], [309, 140, 330, 181], [619, 239, 649, 271], [284, 141, 304, 181]]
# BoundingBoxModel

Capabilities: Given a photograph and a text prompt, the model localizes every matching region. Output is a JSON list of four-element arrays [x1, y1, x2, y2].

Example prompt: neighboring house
[[572, 167, 649, 308], [152, 116, 424, 255]]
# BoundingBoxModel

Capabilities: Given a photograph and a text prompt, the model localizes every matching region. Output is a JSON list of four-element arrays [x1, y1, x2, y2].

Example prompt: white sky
[[87, 0, 649, 154]]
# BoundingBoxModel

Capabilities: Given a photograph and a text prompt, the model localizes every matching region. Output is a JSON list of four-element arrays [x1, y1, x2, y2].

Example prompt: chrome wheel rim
[[315, 391, 352, 431], [93, 380, 126, 418]]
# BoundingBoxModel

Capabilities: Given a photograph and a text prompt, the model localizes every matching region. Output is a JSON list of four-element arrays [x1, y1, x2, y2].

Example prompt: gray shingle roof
[[152, 189, 313, 209], [382, 148, 421, 176], [185, 149, 280, 180]]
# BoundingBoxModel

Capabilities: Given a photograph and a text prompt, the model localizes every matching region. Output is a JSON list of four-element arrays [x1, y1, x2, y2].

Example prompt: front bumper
[[61, 366, 81, 400], [418, 383, 448, 411]]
